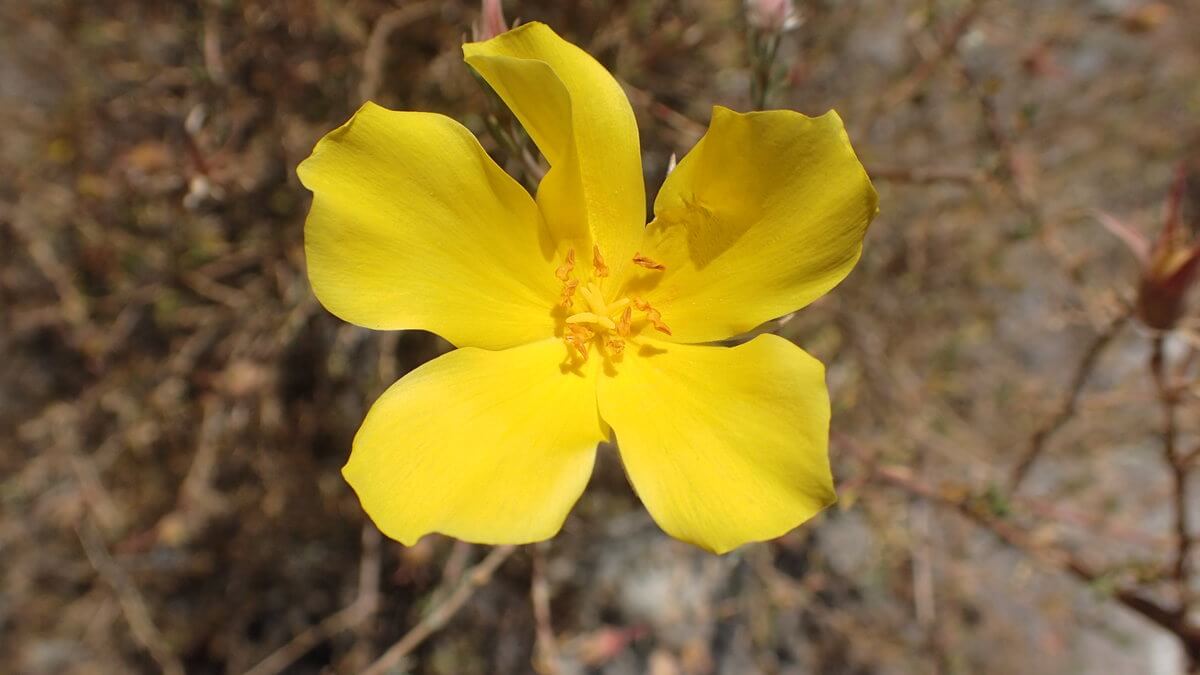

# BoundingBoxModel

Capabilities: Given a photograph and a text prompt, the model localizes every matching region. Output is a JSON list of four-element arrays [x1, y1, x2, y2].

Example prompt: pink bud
[[745, 0, 800, 33], [476, 0, 508, 41]]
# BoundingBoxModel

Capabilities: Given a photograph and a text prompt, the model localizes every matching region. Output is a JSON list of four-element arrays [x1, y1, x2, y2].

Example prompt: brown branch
[[181, 271, 250, 310], [879, 0, 987, 109], [1010, 307, 1133, 490], [1184, 444, 1200, 469], [872, 465, 1200, 648], [962, 59, 1099, 283], [202, 4, 227, 86], [242, 603, 368, 675], [971, 68, 1039, 218], [348, 525, 383, 668], [531, 544, 562, 674], [359, 2, 439, 102], [242, 525, 382, 675], [361, 545, 516, 675], [1153, 335, 1192, 610], [856, 0, 987, 137], [621, 82, 707, 142], [76, 521, 185, 675], [9, 205, 89, 327], [868, 164, 988, 186]]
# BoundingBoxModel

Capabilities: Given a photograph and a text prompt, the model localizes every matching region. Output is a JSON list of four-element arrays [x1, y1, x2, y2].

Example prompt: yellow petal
[[627, 106, 878, 343], [464, 23, 645, 274], [344, 339, 605, 546], [298, 102, 559, 350], [598, 335, 835, 553]]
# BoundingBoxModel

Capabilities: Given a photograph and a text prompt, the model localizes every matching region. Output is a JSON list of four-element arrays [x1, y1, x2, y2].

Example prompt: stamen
[[556, 248, 578, 308], [559, 278, 578, 307], [615, 306, 632, 337], [632, 253, 666, 271], [564, 323, 593, 361], [632, 297, 673, 335], [554, 248, 576, 281], [604, 335, 625, 356], [554, 246, 672, 362], [592, 245, 609, 278]]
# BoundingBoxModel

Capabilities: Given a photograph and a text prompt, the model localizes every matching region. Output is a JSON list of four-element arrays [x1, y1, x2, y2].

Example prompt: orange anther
[[632, 253, 665, 271], [632, 298, 672, 335], [616, 306, 632, 337], [564, 323, 593, 361], [592, 245, 609, 278], [557, 249, 579, 308], [555, 248, 576, 282], [559, 279, 579, 308], [605, 336, 625, 356]]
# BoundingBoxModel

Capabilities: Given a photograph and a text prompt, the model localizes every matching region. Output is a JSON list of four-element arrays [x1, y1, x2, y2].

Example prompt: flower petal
[[627, 106, 878, 343], [298, 102, 559, 350], [598, 335, 834, 553], [344, 339, 605, 546], [464, 23, 645, 273]]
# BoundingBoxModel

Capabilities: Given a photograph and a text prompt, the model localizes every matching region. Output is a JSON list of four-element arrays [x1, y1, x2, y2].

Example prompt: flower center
[[556, 245, 670, 362]]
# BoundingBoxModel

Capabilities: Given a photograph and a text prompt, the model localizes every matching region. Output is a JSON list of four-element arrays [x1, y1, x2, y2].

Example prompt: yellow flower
[[297, 22, 877, 553]]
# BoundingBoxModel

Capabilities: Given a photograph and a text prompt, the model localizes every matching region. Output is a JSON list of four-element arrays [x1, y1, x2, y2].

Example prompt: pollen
[[556, 247, 672, 362]]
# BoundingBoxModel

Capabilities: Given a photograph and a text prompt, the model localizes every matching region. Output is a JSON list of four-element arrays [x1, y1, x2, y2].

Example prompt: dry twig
[[76, 521, 186, 675], [872, 463, 1200, 659], [242, 525, 383, 675], [1010, 306, 1134, 490], [879, 0, 987, 109], [242, 603, 369, 675], [361, 545, 517, 675], [531, 543, 562, 674], [869, 164, 988, 186], [1152, 335, 1192, 610], [360, 2, 439, 102]]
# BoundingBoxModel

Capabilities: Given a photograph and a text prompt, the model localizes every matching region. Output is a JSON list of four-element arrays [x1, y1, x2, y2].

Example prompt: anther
[[555, 248, 576, 281], [564, 323, 593, 361], [632, 298, 672, 335], [632, 253, 666, 271], [557, 247, 673, 361], [605, 336, 625, 356], [616, 306, 632, 337], [556, 248, 578, 308], [592, 245, 609, 278], [559, 278, 578, 307]]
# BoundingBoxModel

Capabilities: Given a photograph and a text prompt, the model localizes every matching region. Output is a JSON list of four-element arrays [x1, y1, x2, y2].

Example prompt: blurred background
[[3, 0, 1200, 673]]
